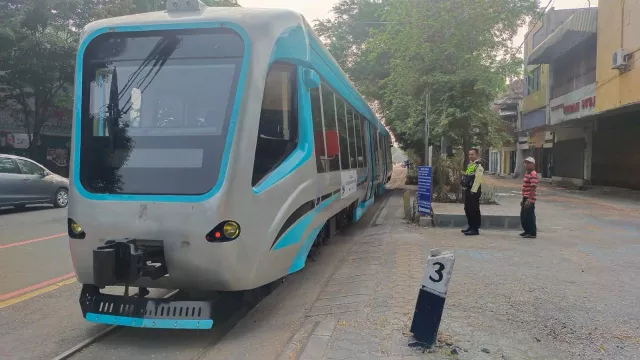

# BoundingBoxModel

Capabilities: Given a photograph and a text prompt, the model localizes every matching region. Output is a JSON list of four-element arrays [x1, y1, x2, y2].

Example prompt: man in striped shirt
[[520, 157, 538, 238]]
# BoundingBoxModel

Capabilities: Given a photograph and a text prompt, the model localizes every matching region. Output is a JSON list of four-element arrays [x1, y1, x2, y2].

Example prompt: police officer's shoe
[[464, 229, 479, 236], [461, 227, 471, 233], [519, 232, 528, 237]]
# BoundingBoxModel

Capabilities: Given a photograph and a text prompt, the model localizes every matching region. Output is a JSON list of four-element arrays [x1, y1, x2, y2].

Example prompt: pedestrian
[[520, 157, 538, 239], [460, 148, 484, 235]]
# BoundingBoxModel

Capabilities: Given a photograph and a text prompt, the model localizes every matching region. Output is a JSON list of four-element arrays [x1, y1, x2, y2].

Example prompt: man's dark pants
[[520, 196, 537, 236], [464, 188, 481, 231]]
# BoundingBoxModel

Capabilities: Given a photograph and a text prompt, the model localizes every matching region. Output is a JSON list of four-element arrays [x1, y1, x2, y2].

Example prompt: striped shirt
[[522, 170, 539, 203]]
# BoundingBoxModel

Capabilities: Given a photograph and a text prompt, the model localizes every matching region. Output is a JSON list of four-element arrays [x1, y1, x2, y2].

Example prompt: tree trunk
[[462, 135, 470, 169], [29, 94, 50, 162]]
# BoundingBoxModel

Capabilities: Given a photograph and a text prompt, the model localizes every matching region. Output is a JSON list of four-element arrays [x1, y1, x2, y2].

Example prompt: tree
[[0, 0, 83, 157], [0, 0, 239, 159], [315, 0, 539, 163], [313, 0, 387, 73]]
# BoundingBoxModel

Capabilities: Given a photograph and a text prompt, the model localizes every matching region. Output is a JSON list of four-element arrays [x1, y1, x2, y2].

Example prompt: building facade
[[520, 7, 581, 179], [0, 107, 71, 177], [490, 79, 522, 177], [527, 8, 597, 187], [591, 0, 640, 189], [519, 2, 640, 189]]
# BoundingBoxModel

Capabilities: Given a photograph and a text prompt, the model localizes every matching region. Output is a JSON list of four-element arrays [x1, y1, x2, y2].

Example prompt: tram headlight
[[222, 221, 240, 239], [71, 222, 83, 234], [68, 218, 86, 239], [206, 220, 241, 242]]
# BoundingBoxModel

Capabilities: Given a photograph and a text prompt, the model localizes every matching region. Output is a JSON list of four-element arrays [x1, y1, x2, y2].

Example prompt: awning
[[527, 8, 597, 65]]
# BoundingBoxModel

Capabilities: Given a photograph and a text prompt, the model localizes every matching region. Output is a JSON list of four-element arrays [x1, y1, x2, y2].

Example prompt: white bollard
[[409, 248, 455, 347]]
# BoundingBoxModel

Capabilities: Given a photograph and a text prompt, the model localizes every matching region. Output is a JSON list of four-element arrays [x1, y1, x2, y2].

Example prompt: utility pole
[[424, 91, 430, 166]]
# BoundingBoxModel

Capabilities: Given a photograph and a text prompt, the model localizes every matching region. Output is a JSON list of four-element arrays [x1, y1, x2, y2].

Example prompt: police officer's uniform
[[460, 160, 484, 235]]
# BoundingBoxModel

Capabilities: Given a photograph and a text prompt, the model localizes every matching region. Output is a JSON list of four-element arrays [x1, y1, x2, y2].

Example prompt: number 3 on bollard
[[428, 262, 445, 283], [421, 251, 455, 297]]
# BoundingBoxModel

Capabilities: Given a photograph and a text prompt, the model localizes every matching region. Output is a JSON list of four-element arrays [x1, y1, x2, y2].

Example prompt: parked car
[[0, 154, 69, 209]]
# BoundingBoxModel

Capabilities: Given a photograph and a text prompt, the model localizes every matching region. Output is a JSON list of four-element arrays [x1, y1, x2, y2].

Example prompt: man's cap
[[524, 157, 535, 164]]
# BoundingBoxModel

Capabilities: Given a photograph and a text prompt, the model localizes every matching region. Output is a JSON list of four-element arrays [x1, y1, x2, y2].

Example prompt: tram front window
[[79, 28, 245, 195]]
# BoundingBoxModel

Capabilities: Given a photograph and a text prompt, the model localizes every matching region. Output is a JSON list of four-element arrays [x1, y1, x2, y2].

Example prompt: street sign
[[417, 166, 432, 215]]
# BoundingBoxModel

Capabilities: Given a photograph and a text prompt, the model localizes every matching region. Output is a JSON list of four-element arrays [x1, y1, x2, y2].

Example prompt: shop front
[[0, 111, 71, 177]]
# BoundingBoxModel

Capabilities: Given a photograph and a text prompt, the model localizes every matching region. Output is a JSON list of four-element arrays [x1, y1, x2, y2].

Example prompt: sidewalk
[[203, 167, 639, 360], [292, 190, 640, 359], [294, 192, 559, 360], [485, 175, 640, 212]]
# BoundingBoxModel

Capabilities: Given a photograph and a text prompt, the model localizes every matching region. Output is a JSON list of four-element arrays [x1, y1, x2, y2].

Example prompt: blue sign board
[[417, 166, 432, 215]]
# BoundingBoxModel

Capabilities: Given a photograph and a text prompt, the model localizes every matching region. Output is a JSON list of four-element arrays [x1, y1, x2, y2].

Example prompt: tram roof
[[80, 6, 389, 137]]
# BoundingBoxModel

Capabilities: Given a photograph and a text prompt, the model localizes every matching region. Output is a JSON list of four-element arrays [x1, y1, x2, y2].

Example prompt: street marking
[[0, 272, 76, 300], [0, 233, 66, 250], [0, 277, 77, 308]]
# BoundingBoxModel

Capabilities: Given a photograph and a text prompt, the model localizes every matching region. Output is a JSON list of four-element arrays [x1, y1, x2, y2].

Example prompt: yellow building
[[521, 64, 548, 115], [520, 8, 581, 178], [591, 0, 640, 189], [522, 17, 549, 115], [595, 0, 640, 111]]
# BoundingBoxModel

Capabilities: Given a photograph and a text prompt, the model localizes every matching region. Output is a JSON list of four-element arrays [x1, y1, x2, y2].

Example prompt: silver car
[[0, 154, 69, 209]]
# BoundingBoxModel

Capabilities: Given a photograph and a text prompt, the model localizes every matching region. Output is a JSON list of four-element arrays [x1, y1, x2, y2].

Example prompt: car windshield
[[79, 28, 244, 195]]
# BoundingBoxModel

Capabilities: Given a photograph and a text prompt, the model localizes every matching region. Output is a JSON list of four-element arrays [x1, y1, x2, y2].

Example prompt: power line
[[512, 0, 556, 58]]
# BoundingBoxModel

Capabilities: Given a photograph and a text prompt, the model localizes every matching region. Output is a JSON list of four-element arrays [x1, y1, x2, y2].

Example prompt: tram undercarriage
[[80, 239, 216, 329]]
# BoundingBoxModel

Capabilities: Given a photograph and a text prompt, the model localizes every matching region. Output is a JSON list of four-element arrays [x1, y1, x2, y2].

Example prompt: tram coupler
[[92, 239, 167, 288]]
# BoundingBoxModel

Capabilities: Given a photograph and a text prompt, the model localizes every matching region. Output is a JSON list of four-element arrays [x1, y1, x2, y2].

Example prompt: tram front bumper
[[79, 285, 214, 329]]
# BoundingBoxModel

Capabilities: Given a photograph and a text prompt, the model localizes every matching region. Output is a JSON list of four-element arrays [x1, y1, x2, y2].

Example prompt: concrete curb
[[297, 319, 338, 360], [433, 214, 521, 229]]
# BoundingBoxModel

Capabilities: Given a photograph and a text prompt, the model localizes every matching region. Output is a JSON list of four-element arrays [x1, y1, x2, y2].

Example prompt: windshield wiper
[[119, 35, 181, 115], [107, 67, 120, 152]]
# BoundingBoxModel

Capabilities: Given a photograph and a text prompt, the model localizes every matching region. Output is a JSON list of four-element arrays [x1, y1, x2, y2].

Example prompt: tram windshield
[[79, 28, 244, 195]]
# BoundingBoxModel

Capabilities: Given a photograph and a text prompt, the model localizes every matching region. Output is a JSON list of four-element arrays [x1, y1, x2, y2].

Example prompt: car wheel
[[54, 188, 69, 208]]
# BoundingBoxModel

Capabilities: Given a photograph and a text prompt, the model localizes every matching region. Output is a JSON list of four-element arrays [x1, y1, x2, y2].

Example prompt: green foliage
[[405, 167, 417, 185], [314, 0, 538, 159], [0, 0, 81, 155], [0, 0, 238, 157]]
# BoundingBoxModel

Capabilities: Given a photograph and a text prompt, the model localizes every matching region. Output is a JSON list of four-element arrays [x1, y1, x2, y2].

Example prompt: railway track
[[49, 192, 392, 360], [49, 285, 275, 360], [51, 289, 180, 360]]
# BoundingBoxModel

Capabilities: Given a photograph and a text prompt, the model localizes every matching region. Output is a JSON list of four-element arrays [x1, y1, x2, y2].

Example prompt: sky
[[238, 0, 598, 54]]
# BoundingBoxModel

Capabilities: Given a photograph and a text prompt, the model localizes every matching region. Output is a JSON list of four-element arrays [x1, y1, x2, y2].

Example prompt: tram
[[68, 0, 393, 329]]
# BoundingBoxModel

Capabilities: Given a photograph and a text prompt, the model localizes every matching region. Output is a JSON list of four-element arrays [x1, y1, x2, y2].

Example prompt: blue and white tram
[[68, 0, 393, 329]]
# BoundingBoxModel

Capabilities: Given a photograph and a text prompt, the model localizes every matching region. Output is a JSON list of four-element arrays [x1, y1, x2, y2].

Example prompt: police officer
[[460, 148, 484, 235]]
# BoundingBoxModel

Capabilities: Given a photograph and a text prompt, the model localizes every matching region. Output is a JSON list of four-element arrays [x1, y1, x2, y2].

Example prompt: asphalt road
[[0, 206, 70, 295], [0, 205, 89, 360], [2, 172, 638, 360], [0, 192, 390, 360]]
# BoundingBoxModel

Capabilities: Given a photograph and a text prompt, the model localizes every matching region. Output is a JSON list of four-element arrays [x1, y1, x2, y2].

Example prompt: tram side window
[[336, 97, 350, 170], [354, 113, 362, 168], [376, 131, 382, 168], [356, 115, 367, 168], [386, 138, 392, 169], [383, 137, 389, 169], [373, 128, 380, 175], [359, 116, 367, 167], [311, 87, 327, 173], [347, 107, 357, 169], [252, 63, 298, 187], [322, 83, 341, 172]]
